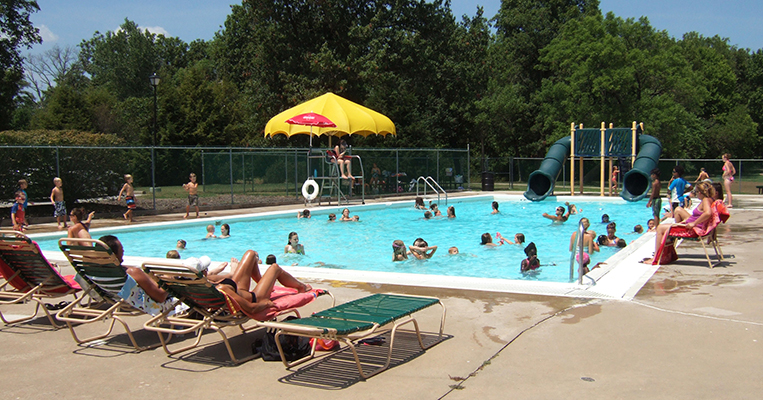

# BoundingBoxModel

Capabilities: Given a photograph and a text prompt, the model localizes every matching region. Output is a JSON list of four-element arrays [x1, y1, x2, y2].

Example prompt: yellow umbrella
[[264, 93, 396, 144]]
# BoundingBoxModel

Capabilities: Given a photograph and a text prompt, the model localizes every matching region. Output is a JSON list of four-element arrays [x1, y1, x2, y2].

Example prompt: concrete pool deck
[[2, 192, 762, 399]]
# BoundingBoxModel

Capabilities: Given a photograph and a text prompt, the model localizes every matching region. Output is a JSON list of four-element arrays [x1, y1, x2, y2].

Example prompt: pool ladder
[[415, 176, 447, 206], [569, 219, 587, 285]]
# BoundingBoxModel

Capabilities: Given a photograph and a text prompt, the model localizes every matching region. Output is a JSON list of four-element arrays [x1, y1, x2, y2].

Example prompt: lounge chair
[[141, 260, 334, 364], [0, 231, 81, 328], [258, 293, 446, 379], [653, 201, 726, 269], [56, 238, 159, 351]]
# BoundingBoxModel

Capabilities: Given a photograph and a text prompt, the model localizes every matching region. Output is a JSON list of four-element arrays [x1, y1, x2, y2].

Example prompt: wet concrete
[[2, 192, 762, 399]]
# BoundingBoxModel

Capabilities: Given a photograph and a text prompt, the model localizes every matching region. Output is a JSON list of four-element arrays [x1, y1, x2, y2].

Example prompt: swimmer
[[565, 202, 579, 214], [491, 201, 500, 214], [448, 246, 459, 255], [205, 224, 216, 239], [297, 209, 311, 219], [328, 213, 336, 221], [543, 205, 570, 223], [430, 203, 442, 217], [409, 238, 437, 259], [414, 197, 426, 210], [447, 206, 456, 218], [569, 218, 599, 254], [284, 232, 305, 255], [424, 211, 432, 219], [392, 239, 409, 261], [513, 233, 525, 245], [351, 215, 360, 222], [481, 232, 503, 247], [520, 242, 540, 272], [177, 239, 186, 249], [166, 250, 180, 259], [601, 214, 610, 224], [219, 223, 231, 238], [647, 219, 656, 232], [616, 238, 627, 248], [634, 224, 643, 234], [340, 208, 352, 221]]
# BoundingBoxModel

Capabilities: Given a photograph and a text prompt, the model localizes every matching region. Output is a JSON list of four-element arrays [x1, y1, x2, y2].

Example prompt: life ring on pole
[[302, 179, 319, 201]]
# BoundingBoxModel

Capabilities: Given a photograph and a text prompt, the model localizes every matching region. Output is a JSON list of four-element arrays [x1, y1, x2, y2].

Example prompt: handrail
[[569, 219, 586, 284], [415, 176, 447, 205]]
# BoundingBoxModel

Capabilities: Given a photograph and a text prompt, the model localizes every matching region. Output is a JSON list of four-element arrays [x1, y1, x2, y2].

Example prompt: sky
[[27, 0, 763, 56]]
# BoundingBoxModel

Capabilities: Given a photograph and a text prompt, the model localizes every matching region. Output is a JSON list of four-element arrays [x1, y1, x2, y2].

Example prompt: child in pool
[[424, 211, 432, 219], [448, 246, 459, 255], [647, 219, 656, 232], [177, 239, 187, 249], [491, 201, 500, 214], [409, 238, 437, 259], [284, 232, 305, 255], [521, 242, 540, 272], [481, 232, 503, 247], [414, 197, 426, 210], [340, 208, 352, 221], [328, 213, 336, 221], [430, 203, 442, 217], [205, 224, 216, 239], [447, 206, 456, 218], [297, 209, 311, 219], [392, 240, 409, 261]]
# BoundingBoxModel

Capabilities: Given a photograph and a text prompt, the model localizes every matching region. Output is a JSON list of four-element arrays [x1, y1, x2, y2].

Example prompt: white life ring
[[302, 179, 319, 201]]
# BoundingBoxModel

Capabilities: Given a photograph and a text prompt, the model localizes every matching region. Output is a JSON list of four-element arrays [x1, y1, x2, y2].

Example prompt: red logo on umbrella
[[286, 112, 336, 127]]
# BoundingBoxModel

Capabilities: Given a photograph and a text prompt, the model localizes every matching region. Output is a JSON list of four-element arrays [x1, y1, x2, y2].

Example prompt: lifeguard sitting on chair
[[330, 139, 354, 181]]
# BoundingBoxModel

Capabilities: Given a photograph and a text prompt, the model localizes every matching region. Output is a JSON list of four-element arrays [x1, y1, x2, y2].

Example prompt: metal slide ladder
[[415, 176, 447, 206]]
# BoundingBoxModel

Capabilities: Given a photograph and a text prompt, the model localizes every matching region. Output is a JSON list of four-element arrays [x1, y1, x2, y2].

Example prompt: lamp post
[[149, 73, 160, 211], [149, 73, 160, 146]]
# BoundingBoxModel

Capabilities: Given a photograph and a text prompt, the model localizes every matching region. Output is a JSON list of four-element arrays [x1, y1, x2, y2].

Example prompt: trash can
[[481, 172, 494, 191]]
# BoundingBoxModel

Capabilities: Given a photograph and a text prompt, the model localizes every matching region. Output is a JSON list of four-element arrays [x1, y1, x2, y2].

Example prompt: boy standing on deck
[[118, 174, 136, 223], [11, 191, 26, 231], [17, 179, 29, 226], [183, 173, 199, 219], [646, 168, 661, 226], [667, 165, 688, 217], [50, 177, 68, 230]]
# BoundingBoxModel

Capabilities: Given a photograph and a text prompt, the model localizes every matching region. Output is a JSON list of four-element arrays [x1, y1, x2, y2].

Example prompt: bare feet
[[299, 282, 312, 293], [184, 214, 189, 219], [123, 213, 128, 220]]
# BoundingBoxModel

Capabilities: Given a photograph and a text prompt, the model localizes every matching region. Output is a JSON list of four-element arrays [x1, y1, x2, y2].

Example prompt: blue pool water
[[35, 196, 652, 283]]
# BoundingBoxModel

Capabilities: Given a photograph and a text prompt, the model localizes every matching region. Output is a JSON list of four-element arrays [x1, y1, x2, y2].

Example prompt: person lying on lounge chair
[[213, 252, 313, 315]]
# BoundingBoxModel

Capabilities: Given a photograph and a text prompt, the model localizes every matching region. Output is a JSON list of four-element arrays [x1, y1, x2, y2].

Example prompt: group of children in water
[[396, 197, 649, 275]]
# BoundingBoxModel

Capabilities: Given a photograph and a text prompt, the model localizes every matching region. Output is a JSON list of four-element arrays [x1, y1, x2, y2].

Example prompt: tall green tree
[[480, 0, 600, 157], [0, 0, 41, 129]]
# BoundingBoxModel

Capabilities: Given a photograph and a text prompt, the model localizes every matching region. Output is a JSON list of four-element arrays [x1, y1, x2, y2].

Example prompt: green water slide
[[523, 137, 570, 201], [620, 134, 662, 201]]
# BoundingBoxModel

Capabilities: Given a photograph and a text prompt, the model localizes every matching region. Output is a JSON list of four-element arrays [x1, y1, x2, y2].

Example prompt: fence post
[[396, 149, 399, 192], [292, 150, 296, 198], [509, 156, 514, 190], [229, 147, 234, 205], [467, 144, 471, 189], [241, 153, 245, 193], [436, 149, 440, 183], [201, 150, 205, 193], [151, 147, 156, 210], [55, 147, 60, 177]]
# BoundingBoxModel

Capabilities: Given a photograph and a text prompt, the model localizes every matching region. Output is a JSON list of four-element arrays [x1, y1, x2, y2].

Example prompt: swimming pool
[[34, 195, 652, 284]]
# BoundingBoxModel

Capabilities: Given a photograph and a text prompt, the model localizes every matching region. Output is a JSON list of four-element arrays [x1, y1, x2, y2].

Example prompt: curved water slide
[[620, 134, 662, 201], [523, 137, 570, 201]]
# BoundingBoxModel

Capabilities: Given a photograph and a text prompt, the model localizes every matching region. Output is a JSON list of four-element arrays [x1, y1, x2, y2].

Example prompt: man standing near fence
[[184, 173, 200, 219]]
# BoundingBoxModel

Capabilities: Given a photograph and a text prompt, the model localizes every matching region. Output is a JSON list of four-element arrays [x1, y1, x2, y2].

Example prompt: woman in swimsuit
[[333, 139, 353, 180], [340, 208, 352, 221], [215, 252, 312, 315], [721, 153, 736, 207], [642, 182, 716, 264], [569, 218, 599, 255], [67, 208, 95, 241]]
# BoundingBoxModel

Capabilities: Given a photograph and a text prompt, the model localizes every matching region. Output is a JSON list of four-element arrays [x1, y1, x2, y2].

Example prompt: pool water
[[35, 196, 652, 283]]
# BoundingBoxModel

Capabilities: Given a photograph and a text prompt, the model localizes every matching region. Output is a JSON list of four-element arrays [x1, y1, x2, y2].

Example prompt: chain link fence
[[1, 146, 471, 208]]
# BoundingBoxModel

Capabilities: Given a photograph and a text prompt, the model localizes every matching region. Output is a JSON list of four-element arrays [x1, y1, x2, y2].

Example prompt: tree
[[23, 44, 78, 102], [0, 0, 41, 128], [480, 0, 600, 157]]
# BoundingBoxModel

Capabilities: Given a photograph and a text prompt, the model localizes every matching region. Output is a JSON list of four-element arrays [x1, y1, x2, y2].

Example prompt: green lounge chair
[[259, 293, 446, 379], [0, 231, 81, 328], [141, 260, 334, 365], [56, 238, 159, 351]]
